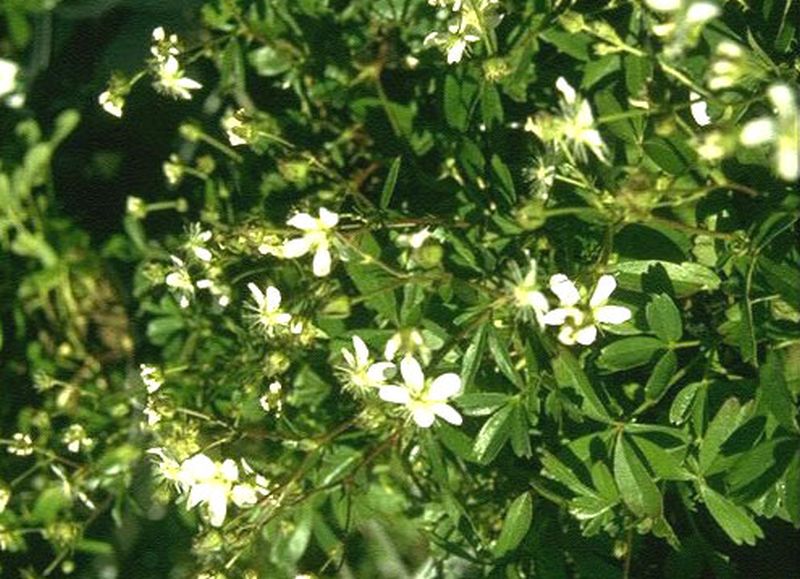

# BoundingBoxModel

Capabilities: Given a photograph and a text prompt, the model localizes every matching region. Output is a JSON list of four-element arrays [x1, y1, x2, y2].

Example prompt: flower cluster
[[150, 27, 202, 101], [163, 225, 230, 309], [424, 0, 502, 64], [149, 450, 269, 527]]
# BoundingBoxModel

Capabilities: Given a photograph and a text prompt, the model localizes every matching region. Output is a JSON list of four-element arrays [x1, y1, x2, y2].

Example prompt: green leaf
[[379, 156, 402, 209], [540, 450, 596, 497], [757, 351, 799, 432], [509, 403, 532, 458], [488, 327, 523, 388], [146, 315, 185, 346], [552, 349, 612, 423], [457, 392, 509, 416], [473, 404, 513, 464], [646, 294, 683, 343], [632, 435, 691, 481], [645, 350, 678, 402], [644, 137, 691, 175], [699, 398, 752, 474], [701, 484, 764, 546], [481, 82, 504, 128], [669, 381, 702, 425], [444, 74, 478, 131], [249, 45, 293, 77], [613, 435, 663, 518], [438, 423, 478, 463], [494, 492, 533, 557], [540, 28, 592, 61], [461, 324, 488, 391], [614, 260, 721, 297], [597, 337, 666, 372], [582, 55, 621, 89], [490, 154, 516, 205], [344, 232, 398, 323]]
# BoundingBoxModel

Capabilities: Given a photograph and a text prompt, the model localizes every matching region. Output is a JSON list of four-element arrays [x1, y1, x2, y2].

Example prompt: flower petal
[[274, 312, 292, 325], [432, 403, 463, 426], [367, 362, 395, 384], [428, 373, 462, 401], [411, 407, 436, 428], [555, 77, 577, 105], [352, 335, 369, 366], [594, 305, 632, 325], [206, 490, 228, 527], [557, 326, 577, 346], [247, 283, 264, 307], [400, 356, 425, 392], [549, 274, 581, 307], [282, 237, 312, 258], [589, 275, 617, 308], [378, 385, 410, 404], [542, 308, 571, 326], [740, 118, 776, 146], [384, 335, 401, 361], [312, 247, 332, 276], [265, 286, 282, 311], [574, 325, 598, 346], [318, 207, 339, 229], [287, 213, 318, 230]]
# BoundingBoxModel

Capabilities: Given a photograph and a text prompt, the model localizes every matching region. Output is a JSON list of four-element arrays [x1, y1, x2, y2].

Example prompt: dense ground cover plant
[[1, 0, 799, 577]]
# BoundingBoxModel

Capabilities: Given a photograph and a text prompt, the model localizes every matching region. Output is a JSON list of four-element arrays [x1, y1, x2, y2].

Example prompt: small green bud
[[514, 200, 547, 230]]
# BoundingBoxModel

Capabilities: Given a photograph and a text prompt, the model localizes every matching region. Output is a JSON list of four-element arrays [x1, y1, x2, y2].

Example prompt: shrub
[[1, 0, 798, 577]]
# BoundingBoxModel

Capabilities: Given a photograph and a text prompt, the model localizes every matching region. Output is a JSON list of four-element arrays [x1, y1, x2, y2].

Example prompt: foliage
[[1, 0, 799, 577]]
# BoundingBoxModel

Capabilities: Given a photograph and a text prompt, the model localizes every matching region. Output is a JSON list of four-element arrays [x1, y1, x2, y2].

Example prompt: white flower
[[7, 433, 34, 456], [177, 454, 238, 527], [246, 283, 292, 335], [187, 225, 213, 262], [153, 55, 202, 101], [0, 486, 9, 513], [511, 260, 550, 327], [696, 131, 727, 161], [62, 424, 93, 454], [740, 118, 775, 146], [143, 400, 162, 427], [139, 364, 164, 393], [259, 381, 283, 414], [543, 274, 631, 346], [644, 0, 682, 11], [165, 256, 193, 308], [685, 1, 719, 24], [157, 453, 269, 528], [536, 77, 608, 164], [222, 112, 248, 146], [740, 83, 799, 181], [98, 90, 124, 118], [282, 208, 339, 277], [340, 335, 395, 391], [378, 356, 462, 428], [689, 91, 711, 126], [0, 58, 19, 99]]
